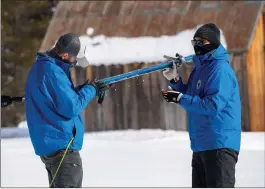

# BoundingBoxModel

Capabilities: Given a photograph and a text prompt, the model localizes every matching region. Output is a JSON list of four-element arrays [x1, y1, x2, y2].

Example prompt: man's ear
[[61, 53, 69, 60]]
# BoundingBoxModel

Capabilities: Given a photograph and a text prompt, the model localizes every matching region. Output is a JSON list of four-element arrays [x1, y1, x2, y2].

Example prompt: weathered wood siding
[[73, 63, 187, 132], [230, 54, 250, 131], [73, 53, 251, 132], [246, 14, 265, 131], [41, 1, 264, 132]]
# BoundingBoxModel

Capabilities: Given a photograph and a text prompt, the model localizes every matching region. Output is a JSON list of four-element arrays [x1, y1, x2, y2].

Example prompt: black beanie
[[194, 23, 221, 48], [56, 33, 81, 56]]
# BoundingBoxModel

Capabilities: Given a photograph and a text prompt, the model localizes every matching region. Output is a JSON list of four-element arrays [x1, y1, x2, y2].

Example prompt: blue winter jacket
[[170, 45, 241, 152], [25, 52, 96, 156]]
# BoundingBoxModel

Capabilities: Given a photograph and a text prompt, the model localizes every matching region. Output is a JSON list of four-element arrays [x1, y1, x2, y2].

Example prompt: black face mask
[[194, 43, 218, 55]]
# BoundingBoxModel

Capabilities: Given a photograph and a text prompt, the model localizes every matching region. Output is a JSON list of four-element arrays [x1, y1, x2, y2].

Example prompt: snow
[[78, 25, 227, 66], [17, 120, 28, 128], [1, 129, 264, 187], [86, 27, 94, 36], [1, 127, 29, 138]]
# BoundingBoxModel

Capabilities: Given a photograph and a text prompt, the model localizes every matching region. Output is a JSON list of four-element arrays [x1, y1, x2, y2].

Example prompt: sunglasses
[[191, 40, 204, 46], [191, 39, 209, 46]]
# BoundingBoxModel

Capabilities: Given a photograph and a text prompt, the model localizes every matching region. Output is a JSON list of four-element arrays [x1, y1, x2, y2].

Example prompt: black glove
[[88, 79, 114, 104], [94, 81, 115, 104], [12, 96, 24, 103], [97, 90, 106, 104], [97, 83, 116, 104], [75, 79, 97, 91], [75, 81, 88, 91], [76, 79, 114, 104], [175, 53, 182, 58], [88, 80, 108, 95], [161, 89, 183, 104], [1, 95, 12, 107], [76, 79, 109, 94]]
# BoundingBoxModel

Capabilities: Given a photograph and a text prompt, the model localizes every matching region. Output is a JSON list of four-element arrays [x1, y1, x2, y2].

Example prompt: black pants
[[40, 149, 83, 188], [192, 148, 239, 188]]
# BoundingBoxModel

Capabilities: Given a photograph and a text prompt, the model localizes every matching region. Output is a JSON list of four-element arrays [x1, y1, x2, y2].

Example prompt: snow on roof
[[78, 25, 227, 66]]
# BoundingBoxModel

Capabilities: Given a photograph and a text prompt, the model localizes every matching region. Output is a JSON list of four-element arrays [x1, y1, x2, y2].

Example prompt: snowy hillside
[[1, 129, 264, 187]]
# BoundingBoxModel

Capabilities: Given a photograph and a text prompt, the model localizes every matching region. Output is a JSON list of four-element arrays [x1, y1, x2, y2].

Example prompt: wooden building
[[40, 1, 265, 131]]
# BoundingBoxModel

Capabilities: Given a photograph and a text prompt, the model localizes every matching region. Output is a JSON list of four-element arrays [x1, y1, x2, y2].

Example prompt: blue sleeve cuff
[[169, 78, 188, 93], [80, 84, 97, 98], [169, 79, 178, 90], [179, 94, 192, 109]]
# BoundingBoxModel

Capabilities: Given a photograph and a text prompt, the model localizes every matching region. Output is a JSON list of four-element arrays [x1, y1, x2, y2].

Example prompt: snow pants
[[192, 148, 239, 188], [40, 149, 83, 188]]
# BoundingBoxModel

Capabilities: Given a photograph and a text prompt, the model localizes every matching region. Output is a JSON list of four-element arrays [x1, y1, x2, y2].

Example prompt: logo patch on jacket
[[196, 80, 201, 89]]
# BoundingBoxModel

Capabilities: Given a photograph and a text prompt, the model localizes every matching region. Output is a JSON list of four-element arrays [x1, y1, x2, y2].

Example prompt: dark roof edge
[[246, 1, 264, 51]]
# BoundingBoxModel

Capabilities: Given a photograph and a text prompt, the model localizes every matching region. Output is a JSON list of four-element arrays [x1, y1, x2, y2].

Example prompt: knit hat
[[194, 23, 221, 48], [56, 33, 81, 56]]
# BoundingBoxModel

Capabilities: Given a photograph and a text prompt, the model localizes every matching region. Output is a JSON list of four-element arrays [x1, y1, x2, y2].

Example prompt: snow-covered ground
[[1, 129, 264, 187]]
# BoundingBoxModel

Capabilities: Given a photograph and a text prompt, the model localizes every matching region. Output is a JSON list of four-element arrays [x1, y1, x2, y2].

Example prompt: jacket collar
[[36, 52, 71, 74], [192, 44, 229, 68]]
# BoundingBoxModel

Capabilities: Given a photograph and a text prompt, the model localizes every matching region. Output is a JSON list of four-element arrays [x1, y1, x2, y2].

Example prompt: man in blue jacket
[[162, 23, 241, 188], [25, 33, 108, 187]]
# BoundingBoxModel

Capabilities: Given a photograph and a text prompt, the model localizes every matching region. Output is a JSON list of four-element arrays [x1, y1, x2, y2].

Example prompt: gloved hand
[[1, 95, 12, 107], [162, 53, 185, 81], [163, 61, 179, 81], [75, 82, 87, 91], [11, 96, 24, 103], [75, 79, 97, 91], [175, 53, 186, 64], [92, 80, 109, 96], [88, 79, 114, 104], [161, 88, 183, 104], [1, 96, 25, 108], [76, 79, 108, 94], [76, 79, 114, 104]]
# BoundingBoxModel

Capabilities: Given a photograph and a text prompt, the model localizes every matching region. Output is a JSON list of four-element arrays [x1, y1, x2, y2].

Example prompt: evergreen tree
[[1, 0, 57, 127]]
